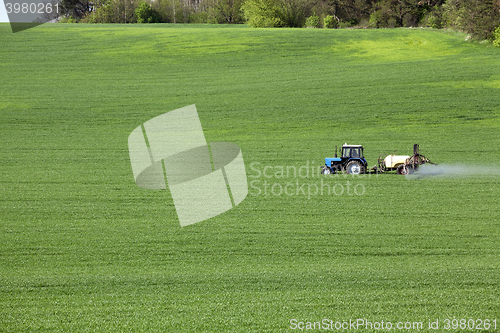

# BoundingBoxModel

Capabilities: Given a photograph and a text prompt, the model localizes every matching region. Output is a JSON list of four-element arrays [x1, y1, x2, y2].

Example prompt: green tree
[[441, 0, 500, 39], [242, 0, 285, 27], [423, 5, 444, 29], [150, 0, 173, 23], [370, 0, 424, 28], [135, 2, 160, 22], [84, 0, 138, 23], [459, 0, 500, 40], [315, 0, 376, 26], [280, 0, 312, 27], [60, 0, 92, 21], [208, 0, 244, 23], [242, 0, 312, 27]]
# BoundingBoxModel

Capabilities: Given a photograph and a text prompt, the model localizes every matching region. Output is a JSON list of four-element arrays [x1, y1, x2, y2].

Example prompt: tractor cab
[[342, 145, 364, 159], [321, 144, 368, 175]]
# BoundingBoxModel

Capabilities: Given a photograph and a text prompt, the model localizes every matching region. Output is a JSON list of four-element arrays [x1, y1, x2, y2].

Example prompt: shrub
[[59, 16, 75, 23], [494, 26, 500, 47], [425, 13, 442, 29], [279, 0, 312, 27], [242, 0, 285, 27], [243, 0, 311, 28], [324, 15, 338, 29], [188, 11, 208, 23], [369, 10, 392, 28], [305, 13, 320, 28]]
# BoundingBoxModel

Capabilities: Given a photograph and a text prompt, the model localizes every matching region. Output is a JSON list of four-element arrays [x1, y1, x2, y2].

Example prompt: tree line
[[60, 0, 500, 40]]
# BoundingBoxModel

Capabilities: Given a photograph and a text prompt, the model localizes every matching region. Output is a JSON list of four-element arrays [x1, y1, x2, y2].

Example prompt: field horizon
[[1, 24, 500, 332]]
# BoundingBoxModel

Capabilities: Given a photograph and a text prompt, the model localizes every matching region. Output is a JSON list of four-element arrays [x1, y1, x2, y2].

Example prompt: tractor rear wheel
[[346, 161, 365, 174]]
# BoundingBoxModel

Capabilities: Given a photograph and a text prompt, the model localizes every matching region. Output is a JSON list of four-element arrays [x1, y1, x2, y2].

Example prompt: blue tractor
[[321, 144, 367, 175]]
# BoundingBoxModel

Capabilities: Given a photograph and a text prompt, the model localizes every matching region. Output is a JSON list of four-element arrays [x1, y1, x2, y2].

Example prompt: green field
[[1, 23, 500, 332]]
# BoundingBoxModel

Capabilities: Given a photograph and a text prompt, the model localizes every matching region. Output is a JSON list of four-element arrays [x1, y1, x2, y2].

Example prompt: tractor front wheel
[[346, 161, 365, 175], [321, 166, 332, 175]]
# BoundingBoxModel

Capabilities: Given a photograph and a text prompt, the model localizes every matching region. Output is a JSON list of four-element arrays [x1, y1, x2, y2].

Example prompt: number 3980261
[[5, 2, 60, 14], [443, 319, 497, 330]]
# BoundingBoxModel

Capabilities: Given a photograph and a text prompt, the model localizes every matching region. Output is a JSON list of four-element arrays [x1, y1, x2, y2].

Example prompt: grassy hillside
[[1, 24, 499, 332]]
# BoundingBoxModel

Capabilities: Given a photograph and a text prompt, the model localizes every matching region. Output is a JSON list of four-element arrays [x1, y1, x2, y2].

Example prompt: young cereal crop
[[1, 24, 499, 332]]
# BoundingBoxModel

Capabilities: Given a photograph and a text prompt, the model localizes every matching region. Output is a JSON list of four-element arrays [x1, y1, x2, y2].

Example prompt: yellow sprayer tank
[[384, 155, 410, 169]]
